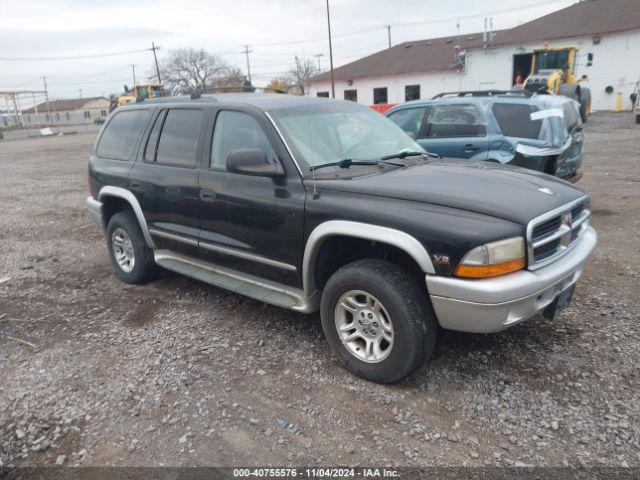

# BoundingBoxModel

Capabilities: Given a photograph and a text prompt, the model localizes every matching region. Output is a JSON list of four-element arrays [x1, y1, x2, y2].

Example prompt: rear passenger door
[[417, 103, 489, 160], [128, 106, 206, 253]]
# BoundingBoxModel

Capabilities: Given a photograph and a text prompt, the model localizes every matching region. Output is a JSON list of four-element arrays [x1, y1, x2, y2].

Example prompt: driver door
[[198, 107, 306, 285]]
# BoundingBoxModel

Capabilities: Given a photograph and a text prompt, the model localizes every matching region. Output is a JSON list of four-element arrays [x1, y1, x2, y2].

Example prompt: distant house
[[22, 97, 110, 126], [310, 0, 640, 111]]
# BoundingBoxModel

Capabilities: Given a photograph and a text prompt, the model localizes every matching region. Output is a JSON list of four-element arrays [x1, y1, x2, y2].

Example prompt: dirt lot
[[0, 113, 639, 469]]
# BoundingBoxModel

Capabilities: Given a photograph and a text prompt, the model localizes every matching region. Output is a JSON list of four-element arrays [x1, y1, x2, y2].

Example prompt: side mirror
[[226, 148, 284, 177]]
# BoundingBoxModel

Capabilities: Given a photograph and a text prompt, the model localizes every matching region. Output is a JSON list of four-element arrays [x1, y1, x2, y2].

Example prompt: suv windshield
[[269, 102, 423, 174]]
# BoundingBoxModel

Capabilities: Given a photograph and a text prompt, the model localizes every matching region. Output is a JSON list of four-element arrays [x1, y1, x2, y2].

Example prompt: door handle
[[130, 181, 141, 189], [463, 144, 480, 152], [200, 190, 216, 202]]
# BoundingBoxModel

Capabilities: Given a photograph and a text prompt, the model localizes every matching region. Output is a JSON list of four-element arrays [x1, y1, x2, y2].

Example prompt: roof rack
[[432, 90, 532, 99]]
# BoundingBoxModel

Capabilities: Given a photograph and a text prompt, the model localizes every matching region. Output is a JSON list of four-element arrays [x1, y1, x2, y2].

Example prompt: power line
[[0, 48, 151, 62]]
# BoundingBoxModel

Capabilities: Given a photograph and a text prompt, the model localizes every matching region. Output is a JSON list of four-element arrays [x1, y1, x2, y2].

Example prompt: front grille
[[527, 197, 590, 269]]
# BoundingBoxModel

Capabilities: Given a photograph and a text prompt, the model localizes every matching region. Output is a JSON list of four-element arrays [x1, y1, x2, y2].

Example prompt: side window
[[405, 85, 420, 101], [373, 87, 388, 105], [155, 109, 203, 168], [424, 104, 486, 138], [387, 108, 426, 138], [344, 90, 357, 102], [97, 109, 150, 161], [211, 111, 275, 170], [143, 110, 167, 163], [492, 103, 542, 139]]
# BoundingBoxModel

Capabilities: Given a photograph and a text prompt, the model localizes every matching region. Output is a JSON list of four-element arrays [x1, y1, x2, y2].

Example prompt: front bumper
[[86, 196, 104, 230], [426, 226, 597, 333]]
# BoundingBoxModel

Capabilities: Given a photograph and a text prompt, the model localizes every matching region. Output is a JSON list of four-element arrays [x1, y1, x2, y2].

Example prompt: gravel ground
[[0, 113, 639, 469]]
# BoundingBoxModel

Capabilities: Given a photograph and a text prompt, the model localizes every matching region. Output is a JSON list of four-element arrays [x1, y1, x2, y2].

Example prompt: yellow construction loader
[[116, 83, 165, 108], [521, 46, 592, 122]]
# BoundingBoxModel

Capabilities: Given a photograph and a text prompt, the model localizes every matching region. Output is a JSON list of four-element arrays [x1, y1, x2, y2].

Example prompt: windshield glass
[[534, 50, 569, 73], [269, 101, 423, 174]]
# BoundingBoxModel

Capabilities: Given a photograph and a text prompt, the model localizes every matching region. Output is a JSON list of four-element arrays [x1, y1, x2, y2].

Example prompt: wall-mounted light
[[593, 36, 601, 45], [347, 80, 353, 86]]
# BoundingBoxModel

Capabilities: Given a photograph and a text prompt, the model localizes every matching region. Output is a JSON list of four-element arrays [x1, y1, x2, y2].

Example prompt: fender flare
[[302, 220, 435, 297], [98, 186, 156, 249]]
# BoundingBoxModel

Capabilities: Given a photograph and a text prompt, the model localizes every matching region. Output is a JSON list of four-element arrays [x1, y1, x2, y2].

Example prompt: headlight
[[454, 237, 525, 278]]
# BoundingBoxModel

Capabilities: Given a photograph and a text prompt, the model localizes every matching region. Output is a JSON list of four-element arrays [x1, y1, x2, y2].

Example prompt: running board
[[153, 250, 319, 313]]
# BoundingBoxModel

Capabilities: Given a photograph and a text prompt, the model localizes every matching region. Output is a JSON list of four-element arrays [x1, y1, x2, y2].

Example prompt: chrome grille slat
[[526, 196, 590, 270]]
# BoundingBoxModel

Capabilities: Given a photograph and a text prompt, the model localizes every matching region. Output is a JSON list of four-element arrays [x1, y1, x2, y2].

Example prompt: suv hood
[[310, 159, 585, 225]]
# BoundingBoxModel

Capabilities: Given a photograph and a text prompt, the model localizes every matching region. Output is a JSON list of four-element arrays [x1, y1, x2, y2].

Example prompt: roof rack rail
[[199, 86, 288, 94], [432, 90, 532, 99]]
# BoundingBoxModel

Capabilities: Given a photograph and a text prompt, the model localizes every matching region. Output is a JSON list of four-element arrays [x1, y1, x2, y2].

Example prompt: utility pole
[[314, 53, 324, 71], [385, 25, 392, 48], [10, 93, 21, 127], [78, 89, 83, 99], [130, 64, 137, 86], [326, 0, 335, 98], [151, 42, 162, 83], [242, 45, 253, 85], [42, 76, 52, 126]]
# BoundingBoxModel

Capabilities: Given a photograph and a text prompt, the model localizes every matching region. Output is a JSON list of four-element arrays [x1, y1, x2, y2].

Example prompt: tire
[[106, 211, 157, 284], [636, 114, 640, 124], [558, 83, 578, 101], [320, 259, 437, 383], [579, 87, 591, 123]]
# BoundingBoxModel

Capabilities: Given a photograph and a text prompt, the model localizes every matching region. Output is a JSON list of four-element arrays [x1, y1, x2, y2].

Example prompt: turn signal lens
[[455, 258, 525, 278], [455, 237, 525, 278]]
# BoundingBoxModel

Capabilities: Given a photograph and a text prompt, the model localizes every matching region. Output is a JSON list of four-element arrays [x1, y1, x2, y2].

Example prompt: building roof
[[492, 0, 640, 47], [312, 0, 640, 82], [312, 32, 481, 82], [22, 96, 107, 114]]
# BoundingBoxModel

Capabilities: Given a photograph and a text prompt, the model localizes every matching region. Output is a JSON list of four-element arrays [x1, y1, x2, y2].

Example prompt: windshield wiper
[[380, 150, 439, 161], [309, 157, 403, 171]]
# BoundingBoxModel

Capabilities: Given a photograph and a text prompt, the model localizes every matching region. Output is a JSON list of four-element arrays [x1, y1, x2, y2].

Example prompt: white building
[[309, 0, 640, 112], [22, 97, 110, 127]]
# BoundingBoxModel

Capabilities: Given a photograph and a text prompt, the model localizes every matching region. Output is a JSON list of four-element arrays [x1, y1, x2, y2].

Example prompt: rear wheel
[[106, 211, 157, 284], [320, 259, 437, 383], [636, 114, 640, 124]]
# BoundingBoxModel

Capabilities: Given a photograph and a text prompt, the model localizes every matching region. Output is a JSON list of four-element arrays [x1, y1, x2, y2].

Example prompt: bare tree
[[287, 56, 318, 95], [159, 48, 229, 93], [215, 67, 254, 92]]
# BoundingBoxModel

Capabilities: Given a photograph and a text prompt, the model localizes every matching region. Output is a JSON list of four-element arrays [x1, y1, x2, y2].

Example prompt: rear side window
[[424, 104, 486, 137], [97, 110, 149, 160], [387, 108, 426, 137], [155, 109, 203, 168], [492, 103, 542, 139], [143, 110, 167, 163], [211, 111, 275, 170]]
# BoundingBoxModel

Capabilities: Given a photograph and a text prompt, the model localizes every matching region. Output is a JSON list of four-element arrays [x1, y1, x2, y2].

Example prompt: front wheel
[[320, 259, 437, 383]]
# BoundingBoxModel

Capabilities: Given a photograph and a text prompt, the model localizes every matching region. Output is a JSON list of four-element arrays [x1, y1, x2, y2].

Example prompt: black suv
[[87, 94, 596, 383]]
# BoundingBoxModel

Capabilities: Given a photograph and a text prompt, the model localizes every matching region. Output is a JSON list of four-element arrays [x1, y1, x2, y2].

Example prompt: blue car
[[385, 91, 584, 182]]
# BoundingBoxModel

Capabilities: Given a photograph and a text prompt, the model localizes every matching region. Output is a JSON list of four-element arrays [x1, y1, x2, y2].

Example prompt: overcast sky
[[1, 0, 575, 103]]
